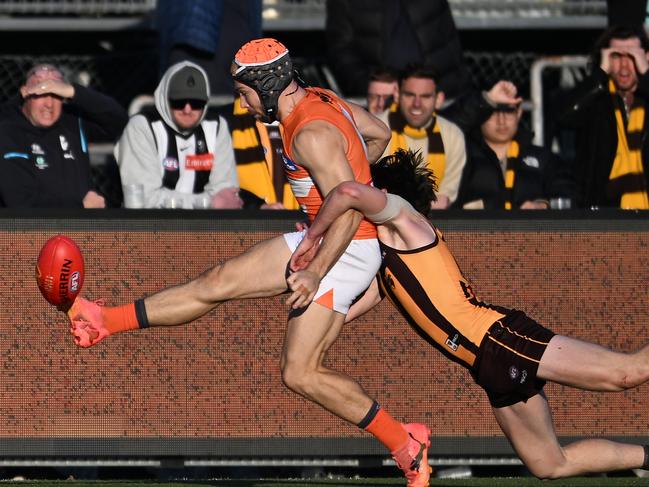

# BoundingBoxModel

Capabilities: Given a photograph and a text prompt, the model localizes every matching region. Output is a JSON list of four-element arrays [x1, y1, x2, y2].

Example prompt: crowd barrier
[[2, 209, 648, 466]]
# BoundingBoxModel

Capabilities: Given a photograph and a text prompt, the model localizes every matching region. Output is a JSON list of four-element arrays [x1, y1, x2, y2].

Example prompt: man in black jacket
[[0, 64, 128, 208], [559, 25, 649, 209], [326, 0, 471, 99], [449, 81, 574, 210]]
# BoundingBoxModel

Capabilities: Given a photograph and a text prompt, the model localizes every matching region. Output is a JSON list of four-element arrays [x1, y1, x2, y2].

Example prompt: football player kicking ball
[[287, 148, 649, 480], [67, 39, 432, 487]]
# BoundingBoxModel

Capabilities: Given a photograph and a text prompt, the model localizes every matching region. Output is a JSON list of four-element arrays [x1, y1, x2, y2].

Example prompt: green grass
[[4, 479, 649, 487]]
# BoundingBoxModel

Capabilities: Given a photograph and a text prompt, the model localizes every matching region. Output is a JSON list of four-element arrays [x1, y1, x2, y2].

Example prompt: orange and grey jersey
[[378, 226, 511, 370]]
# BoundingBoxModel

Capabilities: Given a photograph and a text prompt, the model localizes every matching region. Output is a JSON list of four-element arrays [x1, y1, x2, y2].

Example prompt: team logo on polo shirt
[[35, 156, 48, 169], [59, 136, 75, 159], [163, 157, 179, 170]]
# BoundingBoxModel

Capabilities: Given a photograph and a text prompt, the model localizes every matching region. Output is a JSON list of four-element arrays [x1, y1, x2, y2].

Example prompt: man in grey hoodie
[[116, 61, 241, 209]]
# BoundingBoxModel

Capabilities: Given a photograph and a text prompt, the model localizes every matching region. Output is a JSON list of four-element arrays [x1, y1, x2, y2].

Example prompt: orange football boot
[[67, 298, 110, 347], [391, 423, 432, 487]]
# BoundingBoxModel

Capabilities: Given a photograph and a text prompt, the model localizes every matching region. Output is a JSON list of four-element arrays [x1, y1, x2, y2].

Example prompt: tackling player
[[287, 148, 649, 479], [67, 39, 432, 487]]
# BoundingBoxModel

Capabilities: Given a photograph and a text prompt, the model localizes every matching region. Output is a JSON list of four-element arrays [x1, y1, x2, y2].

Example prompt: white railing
[[530, 55, 588, 145]]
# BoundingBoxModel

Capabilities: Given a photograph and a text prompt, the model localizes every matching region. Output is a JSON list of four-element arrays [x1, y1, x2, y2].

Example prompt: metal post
[[530, 55, 588, 146]]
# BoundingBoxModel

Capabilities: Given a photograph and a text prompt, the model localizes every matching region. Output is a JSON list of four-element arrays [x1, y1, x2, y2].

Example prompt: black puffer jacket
[[444, 91, 575, 209], [454, 132, 575, 210], [326, 0, 471, 98], [0, 85, 127, 208], [559, 67, 649, 208]]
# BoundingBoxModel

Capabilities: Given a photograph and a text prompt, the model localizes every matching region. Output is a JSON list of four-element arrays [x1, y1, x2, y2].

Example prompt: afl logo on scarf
[[282, 154, 298, 172]]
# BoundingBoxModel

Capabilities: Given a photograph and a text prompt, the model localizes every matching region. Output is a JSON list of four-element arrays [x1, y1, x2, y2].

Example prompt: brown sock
[[364, 407, 409, 452], [101, 303, 141, 334]]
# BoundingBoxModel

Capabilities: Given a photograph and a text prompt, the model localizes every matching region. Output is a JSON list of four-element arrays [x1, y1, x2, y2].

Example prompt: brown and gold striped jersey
[[378, 226, 512, 370]]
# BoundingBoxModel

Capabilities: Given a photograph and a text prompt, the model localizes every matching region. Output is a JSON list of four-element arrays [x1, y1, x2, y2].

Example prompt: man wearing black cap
[[116, 61, 242, 209], [451, 81, 574, 210]]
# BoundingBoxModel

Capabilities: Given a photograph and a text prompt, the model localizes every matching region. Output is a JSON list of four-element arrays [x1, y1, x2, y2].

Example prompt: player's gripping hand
[[289, 231, 321, 272], [67, 297, 111, 347], [286, 270, 320, 309]]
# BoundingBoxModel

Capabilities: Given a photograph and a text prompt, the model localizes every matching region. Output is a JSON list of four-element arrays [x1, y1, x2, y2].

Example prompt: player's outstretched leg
[[66, 235, 292, 347], [391, 423, 432, 487], [493, 392, 647, 479], [538, 335, 649, 391]]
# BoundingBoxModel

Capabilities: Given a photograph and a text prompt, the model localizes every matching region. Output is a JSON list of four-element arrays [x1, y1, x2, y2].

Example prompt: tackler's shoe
[[67, 298, 110, 348], [391, 423, 432, 487]]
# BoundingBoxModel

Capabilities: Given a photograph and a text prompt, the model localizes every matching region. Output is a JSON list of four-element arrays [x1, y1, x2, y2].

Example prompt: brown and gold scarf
[[503, 140, 520, 210], [388, 107, 446, 184], [608, 79, 649, 209]]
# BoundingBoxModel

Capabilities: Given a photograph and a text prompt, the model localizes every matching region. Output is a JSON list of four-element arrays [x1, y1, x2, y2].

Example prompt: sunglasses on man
[[170, 99, 206, 110]]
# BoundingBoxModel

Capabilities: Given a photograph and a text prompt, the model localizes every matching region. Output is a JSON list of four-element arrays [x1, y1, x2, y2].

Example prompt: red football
[[36, 235, 84, 309]]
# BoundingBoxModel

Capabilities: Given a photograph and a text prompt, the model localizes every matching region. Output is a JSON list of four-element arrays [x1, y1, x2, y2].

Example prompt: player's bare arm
[[288, 178, 386, 272], [290, 180, 435, 277], [287, 180, 381, 308], [298, 181, 388, 247], [347, 102, 391, 163], [290, 121, 363, 279], [304, 181, 435, 249], [288, 180, 436, 308]]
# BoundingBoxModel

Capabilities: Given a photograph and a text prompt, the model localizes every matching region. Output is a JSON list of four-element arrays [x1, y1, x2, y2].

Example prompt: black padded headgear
[[233, 38, 293, 123]]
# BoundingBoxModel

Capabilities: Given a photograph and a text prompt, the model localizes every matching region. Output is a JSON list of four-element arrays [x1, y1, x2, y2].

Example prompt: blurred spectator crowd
[[0, 0, 648, 212]]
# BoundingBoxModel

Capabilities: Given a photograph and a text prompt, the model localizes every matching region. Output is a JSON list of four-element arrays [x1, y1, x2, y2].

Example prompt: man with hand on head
[[448, 80, 574, 210], [0, 63, 127, 208], [366, 68, 399, 115], [117, 61, 241, 209], [560, 25, 649, 208]]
